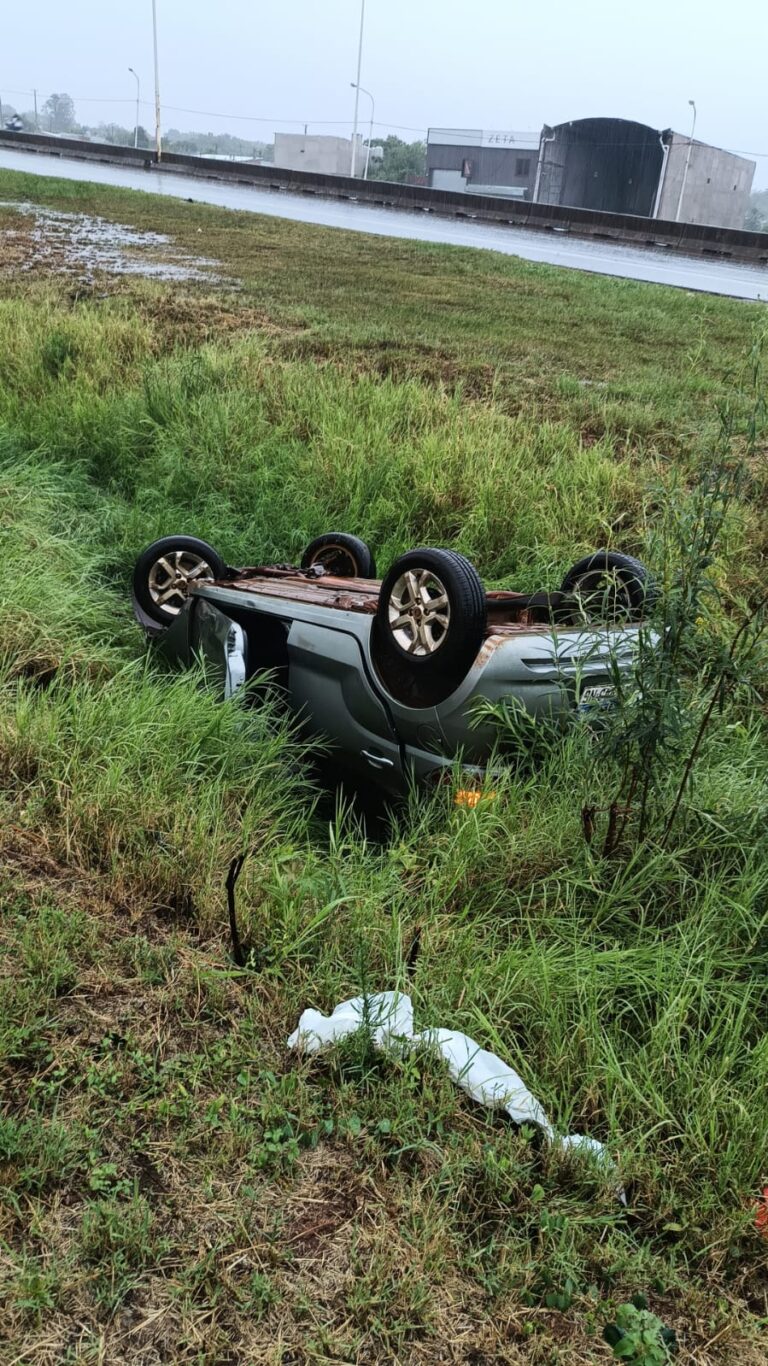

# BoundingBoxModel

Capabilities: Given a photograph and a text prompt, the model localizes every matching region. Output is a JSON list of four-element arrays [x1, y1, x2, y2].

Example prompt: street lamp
[[675, 99, 696, 223], [350, 82, 374, 178], [350, 0, 365, 177], [151, 0, 162, 161], [128, 67, 140, 148]]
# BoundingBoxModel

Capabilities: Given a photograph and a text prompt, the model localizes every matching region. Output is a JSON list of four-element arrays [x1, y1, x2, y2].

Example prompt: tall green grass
[[1, 180, 767, 1361], [1, 300, 762, 599], [0, 307, 641, 580], [0, 441, 126, 679], [0, 432, 314, 920]]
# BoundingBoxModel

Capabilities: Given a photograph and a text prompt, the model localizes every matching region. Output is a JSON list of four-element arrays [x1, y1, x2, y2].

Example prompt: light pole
[[151, 0, 162, 161], [675, 99, 696, 223], [350, 82, 374, 178], [128, 67, 140, 148], [350, 0, 365, 177]]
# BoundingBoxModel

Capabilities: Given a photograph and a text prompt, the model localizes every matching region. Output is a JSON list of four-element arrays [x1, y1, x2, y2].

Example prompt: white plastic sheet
[[287, 991, 413, 1054], [288, 991, 620, 1189], [415, 1027, 554, 1138]]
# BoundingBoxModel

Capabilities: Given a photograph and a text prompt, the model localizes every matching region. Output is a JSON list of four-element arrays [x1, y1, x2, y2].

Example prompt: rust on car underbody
[[471, 633, 509, 669], [215, 568, 380, 613], [214, 568, 583, 632]]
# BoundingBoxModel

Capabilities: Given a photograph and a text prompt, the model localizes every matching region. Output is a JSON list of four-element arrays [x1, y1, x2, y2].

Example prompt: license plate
[[578, 684, 616, 711]]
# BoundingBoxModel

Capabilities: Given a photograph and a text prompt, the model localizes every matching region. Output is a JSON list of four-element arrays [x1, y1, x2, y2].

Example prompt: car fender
[[433, 626, 644, 760]]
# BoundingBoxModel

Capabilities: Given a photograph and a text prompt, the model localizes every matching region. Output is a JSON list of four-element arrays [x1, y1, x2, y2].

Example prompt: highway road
[[1, 146, 766, 301]]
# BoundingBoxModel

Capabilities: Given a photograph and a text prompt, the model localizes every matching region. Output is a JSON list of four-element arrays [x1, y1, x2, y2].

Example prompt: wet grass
[[0, 167, 767, 1364], [0, 165, 760, 429]]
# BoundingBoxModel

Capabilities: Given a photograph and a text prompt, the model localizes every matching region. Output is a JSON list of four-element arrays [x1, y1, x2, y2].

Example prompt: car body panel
[[286, 618, 404, 787], [151, 573, 644, 795], [428, 626, 639, 760], [194, 598, 248, 699]]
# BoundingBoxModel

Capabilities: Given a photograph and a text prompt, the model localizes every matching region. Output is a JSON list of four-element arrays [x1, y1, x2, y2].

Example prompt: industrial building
[[427, 119, 755, 229], [273, 132, 364, 177], [535, 119, 754, 228], [655, 131, 755, 228], [426, 128, 540, 199]]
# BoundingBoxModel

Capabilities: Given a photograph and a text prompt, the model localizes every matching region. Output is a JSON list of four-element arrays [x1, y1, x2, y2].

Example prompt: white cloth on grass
[[288, 990, 620, 1190]]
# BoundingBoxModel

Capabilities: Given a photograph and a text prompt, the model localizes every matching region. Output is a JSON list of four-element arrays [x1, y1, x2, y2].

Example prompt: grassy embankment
[[0, 167, 767, 1364]]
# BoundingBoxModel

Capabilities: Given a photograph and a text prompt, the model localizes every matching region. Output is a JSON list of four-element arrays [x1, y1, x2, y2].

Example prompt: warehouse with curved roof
[[534, 117, 755, 228]]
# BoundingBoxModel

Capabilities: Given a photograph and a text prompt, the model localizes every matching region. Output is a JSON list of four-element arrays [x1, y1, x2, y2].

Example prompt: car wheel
[[133, 535, 227, 626], [372, 548, 487, 706], [301, 533, 376, 578], [560, 550, 656, 621]]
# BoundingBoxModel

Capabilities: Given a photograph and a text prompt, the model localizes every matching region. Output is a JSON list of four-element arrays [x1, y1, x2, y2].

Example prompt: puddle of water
[[0, 200, 219, 282]]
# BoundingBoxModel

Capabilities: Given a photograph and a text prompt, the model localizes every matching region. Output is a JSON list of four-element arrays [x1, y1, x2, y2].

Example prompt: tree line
[[2, 91, 427, 183]]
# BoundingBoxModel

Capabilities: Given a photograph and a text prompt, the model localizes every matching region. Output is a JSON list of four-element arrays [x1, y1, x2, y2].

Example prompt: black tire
[[559, 550, 656, 621], [132, 535, 226, 626], [372, 548, 487, 707], [301, 533, 376, 579]]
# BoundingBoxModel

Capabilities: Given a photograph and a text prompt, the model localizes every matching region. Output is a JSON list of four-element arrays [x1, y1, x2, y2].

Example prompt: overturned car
[[132, 532, 655, 796]]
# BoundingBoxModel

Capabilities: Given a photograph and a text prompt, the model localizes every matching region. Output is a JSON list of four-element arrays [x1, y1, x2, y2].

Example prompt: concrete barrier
[[2, 130, 767, 266]]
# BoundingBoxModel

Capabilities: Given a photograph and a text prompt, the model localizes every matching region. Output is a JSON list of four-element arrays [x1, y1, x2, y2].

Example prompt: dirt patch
[[282, 1149, 361, 1258], [127, 287, 309, 347]]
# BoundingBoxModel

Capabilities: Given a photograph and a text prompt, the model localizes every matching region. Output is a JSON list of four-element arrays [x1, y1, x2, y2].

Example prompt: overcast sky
[[4, 0, 767, 187]]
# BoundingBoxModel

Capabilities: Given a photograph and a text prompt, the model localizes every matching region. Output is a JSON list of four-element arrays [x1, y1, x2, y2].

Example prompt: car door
[[286, 619, 405, 791], [193, 597, 248, 698]]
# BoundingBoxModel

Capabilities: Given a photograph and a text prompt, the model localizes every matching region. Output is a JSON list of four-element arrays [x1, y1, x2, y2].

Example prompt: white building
[[273, 133, 364, 177]]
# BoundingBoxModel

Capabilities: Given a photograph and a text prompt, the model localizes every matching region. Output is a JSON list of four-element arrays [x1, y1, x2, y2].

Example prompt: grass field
[[0, 167, 767, 1365]]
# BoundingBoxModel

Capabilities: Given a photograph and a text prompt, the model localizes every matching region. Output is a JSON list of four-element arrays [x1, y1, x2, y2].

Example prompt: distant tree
[[164, 129, 198, 154], [90, 122, 152, 150], [42, 92, 78, 133], [367, 136, 426, 184], [163, 127, 270, 159], [94, 122, 132, 146], [745, 191, 768, 232]]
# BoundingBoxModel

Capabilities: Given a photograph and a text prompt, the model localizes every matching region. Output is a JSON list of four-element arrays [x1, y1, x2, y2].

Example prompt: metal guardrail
[[1, 130, 767, 265]]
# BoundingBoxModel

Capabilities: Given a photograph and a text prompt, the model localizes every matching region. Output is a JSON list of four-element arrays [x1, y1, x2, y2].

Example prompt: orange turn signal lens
[[454, 788, 497, 808]]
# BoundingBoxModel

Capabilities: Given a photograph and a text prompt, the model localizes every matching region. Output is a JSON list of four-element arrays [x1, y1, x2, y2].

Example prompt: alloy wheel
[[147, 550, 215, 615], [388, 568, 451, 655]]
